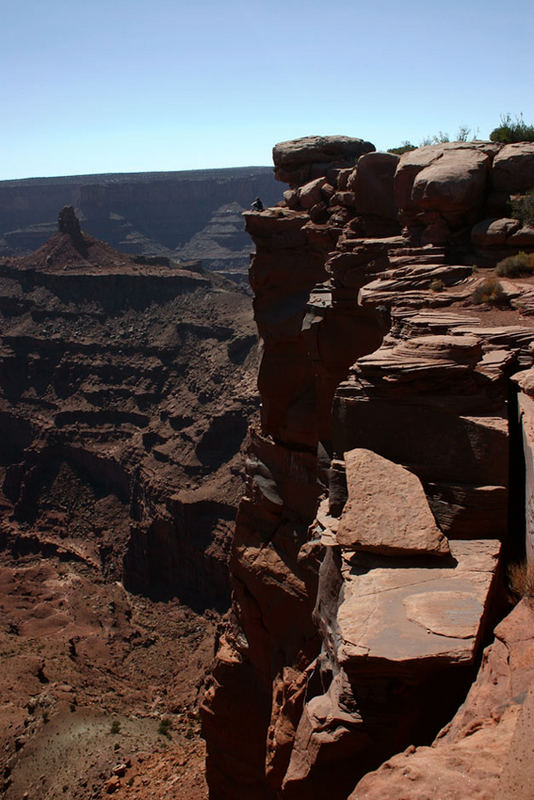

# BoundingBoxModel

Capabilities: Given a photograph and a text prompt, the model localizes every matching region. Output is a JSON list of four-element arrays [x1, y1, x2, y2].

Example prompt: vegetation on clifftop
[[496, 251, 534, 278], [388, 114, 534, 153], [490, 113, 534, 144], [509, 190, 534, 227]]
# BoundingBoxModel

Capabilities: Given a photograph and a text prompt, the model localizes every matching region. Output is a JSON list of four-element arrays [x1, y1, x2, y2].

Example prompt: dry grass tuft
[[472, 278, 507, 305], [508, 560, 534, 599], [495, 251, 534, 278]]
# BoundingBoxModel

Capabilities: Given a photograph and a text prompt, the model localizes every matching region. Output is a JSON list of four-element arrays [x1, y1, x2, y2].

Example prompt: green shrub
[[388, 141, 416, 155], [110, 719, 121, 735], [495, 252, 534, 277], [420, 131, 450, 146], [490, 113, 534, 143], [455, 125, 478, 142], [509, 190, 534, 227], [471, 278, 507, 305], [429, 278, 445, 292]]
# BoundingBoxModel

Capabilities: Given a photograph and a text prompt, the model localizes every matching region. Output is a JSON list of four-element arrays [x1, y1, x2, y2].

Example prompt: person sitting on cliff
[[251, 197, 264, 212]]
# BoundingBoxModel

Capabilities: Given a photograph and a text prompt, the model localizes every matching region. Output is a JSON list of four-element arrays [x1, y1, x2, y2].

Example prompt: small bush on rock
[[496, 252, 534, 277], [508, 560, 534, 599], [429, 278, 445, 292], [509, 190, 534, 227], [420, 131, 450, 146], [388, 141, 416, 155], [490, 113, 534, 143], [472, 278, 507, 305]]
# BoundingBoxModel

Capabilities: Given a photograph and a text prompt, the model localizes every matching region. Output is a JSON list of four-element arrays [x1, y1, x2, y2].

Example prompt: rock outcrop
[[202, 136, 534, 798]]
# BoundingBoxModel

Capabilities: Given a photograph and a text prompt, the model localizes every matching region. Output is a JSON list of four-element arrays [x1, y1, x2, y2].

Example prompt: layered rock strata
[[0, 210, 259, 609], [0, 167, 282, 274], [202, 135, 534, 798]]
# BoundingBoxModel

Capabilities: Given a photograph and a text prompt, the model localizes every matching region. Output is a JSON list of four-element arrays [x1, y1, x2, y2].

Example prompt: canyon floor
[[0, 547, 213, 799]]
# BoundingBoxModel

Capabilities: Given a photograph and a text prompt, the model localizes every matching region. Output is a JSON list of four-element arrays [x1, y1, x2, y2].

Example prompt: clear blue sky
[[2, 0, 533, 180]]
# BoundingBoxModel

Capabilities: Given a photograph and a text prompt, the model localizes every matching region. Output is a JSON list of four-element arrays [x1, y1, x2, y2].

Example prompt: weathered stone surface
[[348, 151, 400, 219], [58, 205, 82, 237], [403, 590, 482, 639], [279, 537, 501, 800], [471, 217, 521, 246], [337, 540, 499, 665], [497, 683, 534, 800], [349, 600, 534, 800], [336, 448, 449, 556], [492, 142, 534, 194], [411, 149, 490, 213], [394, 142, 499, 212], [360, 263, 472, 302], [508, 224, 534, 247], [273, 136, 375, 187], [273, 136, 375, 170], [512, 367, 534, 568], [298, 177, 328, 210]]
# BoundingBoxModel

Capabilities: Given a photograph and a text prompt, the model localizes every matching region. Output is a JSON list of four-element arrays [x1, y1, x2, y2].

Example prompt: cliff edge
[[201, 136, 534, 798]]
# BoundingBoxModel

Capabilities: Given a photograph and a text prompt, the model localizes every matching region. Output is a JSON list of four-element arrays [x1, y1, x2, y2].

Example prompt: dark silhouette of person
[[251, 197, 264, 212]]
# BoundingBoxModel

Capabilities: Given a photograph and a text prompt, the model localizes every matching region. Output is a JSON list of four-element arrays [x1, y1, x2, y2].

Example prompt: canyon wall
[[202, 137, 534, 797], [0, 168, 282, 272], [0, 220, 260, 610]]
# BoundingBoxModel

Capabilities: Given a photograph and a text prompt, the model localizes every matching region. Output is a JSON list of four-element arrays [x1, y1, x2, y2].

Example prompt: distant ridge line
[[0, 166, 274, 188]]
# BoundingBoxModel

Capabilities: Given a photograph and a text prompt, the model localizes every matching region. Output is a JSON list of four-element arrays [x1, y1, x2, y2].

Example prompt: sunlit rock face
[[202, 136, 534, 799]]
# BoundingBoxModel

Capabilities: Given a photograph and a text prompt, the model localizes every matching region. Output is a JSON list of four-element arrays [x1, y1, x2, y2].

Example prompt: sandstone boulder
[[492, 142, 534, 194], [471, 217, 521, 246], [411, 149, 490, 213], [348, 151, 399, 219], [298, 177, 328, 210], [395, 142, 498, 214], [508, 225, 534, 247], [336, 448, 449, 557], [273, 136, 375, 187]]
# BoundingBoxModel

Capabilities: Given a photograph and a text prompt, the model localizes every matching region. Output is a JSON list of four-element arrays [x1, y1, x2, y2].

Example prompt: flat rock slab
[[403, 590, 482, 639], [336, 448, 449, 557], [337, 539, 500, 668]]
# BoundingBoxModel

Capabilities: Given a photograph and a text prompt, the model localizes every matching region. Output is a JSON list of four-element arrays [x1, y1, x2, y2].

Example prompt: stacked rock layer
[[201, 136, 534, 798]]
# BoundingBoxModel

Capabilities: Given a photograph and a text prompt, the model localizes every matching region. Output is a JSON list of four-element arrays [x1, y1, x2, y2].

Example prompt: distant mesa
[[15, 206, 200, 275], [0, 167, 283, 280]]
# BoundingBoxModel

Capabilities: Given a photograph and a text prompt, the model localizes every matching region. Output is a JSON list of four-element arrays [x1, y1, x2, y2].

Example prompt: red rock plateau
[[201, 136, 534, 799], [0, 206, 260, 798]]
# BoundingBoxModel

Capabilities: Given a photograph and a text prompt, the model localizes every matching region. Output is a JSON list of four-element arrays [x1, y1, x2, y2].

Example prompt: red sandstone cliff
[[202, 136, 534, 798]]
